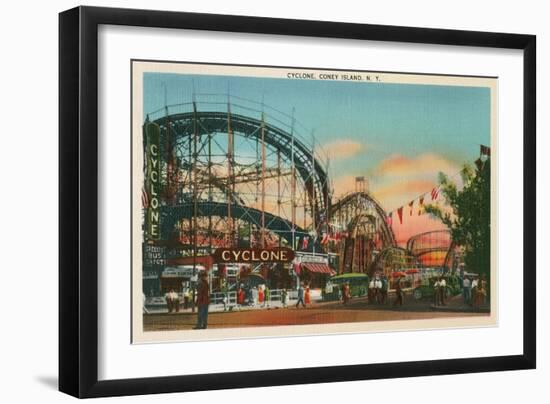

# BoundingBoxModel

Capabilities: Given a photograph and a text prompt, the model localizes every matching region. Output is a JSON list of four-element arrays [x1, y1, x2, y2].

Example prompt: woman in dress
[[304, 284, 311, 305], [258, 285, 264, 305]]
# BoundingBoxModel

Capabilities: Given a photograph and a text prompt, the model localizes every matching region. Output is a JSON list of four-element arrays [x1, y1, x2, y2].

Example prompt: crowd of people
[[461, 274, 488, 308], [160, 267, 489, 331], [336, 275, 404, 307], [432, 276, 448, 306], [367, 275, 389, 304]]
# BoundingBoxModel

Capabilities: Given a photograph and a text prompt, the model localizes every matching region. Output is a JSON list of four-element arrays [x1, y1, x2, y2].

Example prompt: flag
[[397, 207, 404, 225], [302, 236, 309, 250], [475, 158, 484, 171], [418, 196, 424, 215], [431, 187, 439, 201], [141, 187, 149, 208], [408, 200, 414, 216], [386, 212, 393, 227], [480, 144, 491, 157], [321, 232, 329, 245]]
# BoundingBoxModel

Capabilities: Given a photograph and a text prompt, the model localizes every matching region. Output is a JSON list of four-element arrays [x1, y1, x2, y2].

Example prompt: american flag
[[431, 187, 440, 201], [141, 188, 149, 208]]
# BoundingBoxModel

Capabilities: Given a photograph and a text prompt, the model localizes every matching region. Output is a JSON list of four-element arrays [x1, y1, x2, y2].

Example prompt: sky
[[143, 71, 491, 244]]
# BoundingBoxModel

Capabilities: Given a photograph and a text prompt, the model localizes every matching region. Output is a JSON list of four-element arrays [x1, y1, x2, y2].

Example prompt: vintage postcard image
[[131, 61, 497, 343]]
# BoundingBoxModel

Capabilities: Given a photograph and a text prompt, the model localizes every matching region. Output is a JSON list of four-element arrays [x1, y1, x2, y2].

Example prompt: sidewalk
[[145, 299, 301, 314], [430, 294, 490, 313]]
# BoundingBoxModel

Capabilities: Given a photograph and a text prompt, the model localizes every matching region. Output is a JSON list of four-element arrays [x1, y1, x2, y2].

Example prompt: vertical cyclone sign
[[145, 122, 161, 240]]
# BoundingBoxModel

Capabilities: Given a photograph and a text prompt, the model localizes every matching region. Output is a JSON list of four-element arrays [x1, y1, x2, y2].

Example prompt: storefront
[[159, 265, 206, 294], [293, 255, 336, 289]]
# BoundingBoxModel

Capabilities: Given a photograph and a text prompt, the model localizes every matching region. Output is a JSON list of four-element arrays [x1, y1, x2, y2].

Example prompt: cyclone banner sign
[[212, 247, 295, 264], [145, 122, 160, 240]]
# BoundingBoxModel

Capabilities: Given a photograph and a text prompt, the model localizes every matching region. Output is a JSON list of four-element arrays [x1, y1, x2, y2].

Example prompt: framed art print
[[59, 6, 536, 398]]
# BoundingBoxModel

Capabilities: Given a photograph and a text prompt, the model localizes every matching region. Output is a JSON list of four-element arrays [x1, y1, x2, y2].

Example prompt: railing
[[209, 289, 297, 307]]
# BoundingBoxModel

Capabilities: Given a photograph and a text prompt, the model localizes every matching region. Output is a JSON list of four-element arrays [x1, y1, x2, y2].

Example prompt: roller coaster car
[[412, 275, 461, 300]]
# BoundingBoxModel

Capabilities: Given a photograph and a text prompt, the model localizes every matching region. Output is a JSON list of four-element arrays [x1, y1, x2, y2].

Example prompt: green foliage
[[424, 159, 491, 279]]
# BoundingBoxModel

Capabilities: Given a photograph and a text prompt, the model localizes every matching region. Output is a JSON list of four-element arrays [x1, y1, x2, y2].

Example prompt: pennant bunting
[[397, 207, 404, 225], [408, 200, 414, 216], [386, 212, 393, 227], [418, 196, 424, 215]]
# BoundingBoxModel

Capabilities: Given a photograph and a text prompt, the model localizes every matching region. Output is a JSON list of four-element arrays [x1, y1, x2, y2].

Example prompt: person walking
[[237, 287, 245, 306], [374, 276, 382, 304], [474, 275, 487, 308], [165, 289, 176, 313], [480, 274, 488, 305], [281, 288, 288, 308], [471, 277, 479, 308], [183, 288, 190, 310], [296, 283, 306, 308], [439, 276, 447, 306], [193, 272, 210, 329], [393, 277, 404, 306], [368, 278, 375, 304], [304, 284, 311, 305], [381, 276, 388, 304], [433, 278, 441, 306], [264, 286, 271, 308], [342, 282, 351, 305], [462, 276, 471, 305]]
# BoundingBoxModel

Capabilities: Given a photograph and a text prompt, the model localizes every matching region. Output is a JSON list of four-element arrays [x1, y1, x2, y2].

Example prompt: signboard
[[212, 247, 295, 264], [145, 122, 161, 240], [143, 244, 166, 266]]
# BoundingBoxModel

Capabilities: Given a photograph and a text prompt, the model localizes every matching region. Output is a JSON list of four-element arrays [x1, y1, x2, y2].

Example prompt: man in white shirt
[[439, 277, 447, 306], [471, 278, 479, 307], [374, 277, 383, 303], [462, 277, 471, 304], [368, 279, 376, 304], [433, 278, 441, 306]]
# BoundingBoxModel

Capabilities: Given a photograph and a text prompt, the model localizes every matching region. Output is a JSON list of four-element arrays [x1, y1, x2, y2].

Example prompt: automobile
[[323, 273, 369, 301], [412, 274, 462, 300]]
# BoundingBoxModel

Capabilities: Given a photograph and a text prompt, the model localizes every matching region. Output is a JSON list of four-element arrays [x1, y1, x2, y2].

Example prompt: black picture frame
[[59, 5, 536, 398]]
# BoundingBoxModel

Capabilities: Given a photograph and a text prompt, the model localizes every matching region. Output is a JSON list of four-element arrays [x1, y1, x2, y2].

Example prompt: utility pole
[[311, 131, 316, 256], [227, 97, 233, 248], [261, 111, 266, 248], [290, 108, 296, 252], [191, 97, 198, 313]]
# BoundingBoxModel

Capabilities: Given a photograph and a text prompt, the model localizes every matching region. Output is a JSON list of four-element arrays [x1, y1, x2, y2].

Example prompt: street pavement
[[143, 293, 489, 331]]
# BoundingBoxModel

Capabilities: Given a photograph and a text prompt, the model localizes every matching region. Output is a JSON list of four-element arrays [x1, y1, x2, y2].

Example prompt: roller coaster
[[142, 94, 451, 274]]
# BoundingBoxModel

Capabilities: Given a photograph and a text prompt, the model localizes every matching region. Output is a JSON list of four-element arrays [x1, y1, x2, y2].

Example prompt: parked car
[[412, 275, 461, 300], [323, 273, 369, 301]]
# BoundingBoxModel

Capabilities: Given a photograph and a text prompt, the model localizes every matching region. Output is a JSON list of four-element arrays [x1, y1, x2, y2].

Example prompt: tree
[[424, 158, 491, 280]]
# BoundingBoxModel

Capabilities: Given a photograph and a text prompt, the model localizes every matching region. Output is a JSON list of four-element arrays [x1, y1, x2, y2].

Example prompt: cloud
[[374, 153, 459, 179], [331, 153, 460, 212], [370, 153, 460, 210], [320, 139, 364, 160], [331, 175, 363, 198]]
